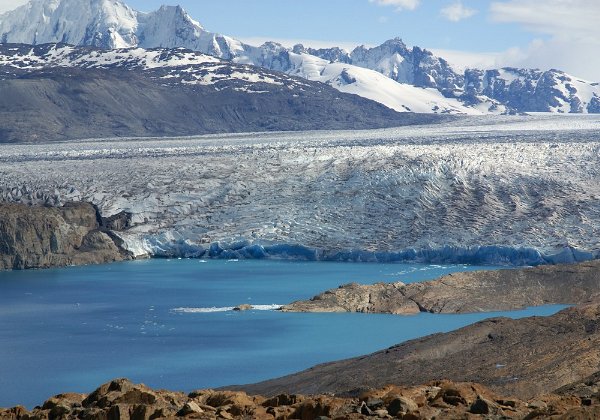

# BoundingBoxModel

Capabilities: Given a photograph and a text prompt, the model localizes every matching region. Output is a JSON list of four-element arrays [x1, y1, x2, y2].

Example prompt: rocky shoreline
[[0, 202, 132, 270], [282, 260, 600, 314], [3, 377, 600, 420], [235, 303, 600, 400]]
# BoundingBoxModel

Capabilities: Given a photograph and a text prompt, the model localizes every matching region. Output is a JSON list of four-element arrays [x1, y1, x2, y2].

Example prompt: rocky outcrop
[[2, 377, 600, 420], [0, 202, 131, 270], [283, 260, 600, 314], [237, 303, 600, 399]]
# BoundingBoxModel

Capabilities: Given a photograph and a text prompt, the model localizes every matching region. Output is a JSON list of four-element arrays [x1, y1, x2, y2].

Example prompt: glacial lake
[[0, 259, 566, 408]]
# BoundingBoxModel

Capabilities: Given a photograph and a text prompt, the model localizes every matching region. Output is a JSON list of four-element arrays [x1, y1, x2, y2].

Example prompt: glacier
[[1, 115, 599, 266]]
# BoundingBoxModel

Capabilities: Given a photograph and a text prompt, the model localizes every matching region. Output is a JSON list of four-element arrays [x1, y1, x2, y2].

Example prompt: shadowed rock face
[[234, 303, 600, 400], [283, 260, 600, 314], [2, 377, 600, 420], [0, 202, 130, 270]]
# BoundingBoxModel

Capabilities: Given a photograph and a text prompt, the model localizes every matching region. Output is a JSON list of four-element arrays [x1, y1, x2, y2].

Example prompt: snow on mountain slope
[[0, 43, 220, 70], [0, 0, 139, 48], [0, 0, 253, 59], [349, 38, 463, 91], [136, 5, 252, 60], [286, 52, 480, 114], [0, 0, 485, 114], [464, 67, 600, 114], [1, 0, 598, 115]]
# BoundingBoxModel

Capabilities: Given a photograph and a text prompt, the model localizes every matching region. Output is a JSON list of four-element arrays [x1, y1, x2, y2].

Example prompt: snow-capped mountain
[[302, 39, 600, 114], [1, 0, 599, 114], [0, 0, 474, 114], [464, 68, 600, 113]]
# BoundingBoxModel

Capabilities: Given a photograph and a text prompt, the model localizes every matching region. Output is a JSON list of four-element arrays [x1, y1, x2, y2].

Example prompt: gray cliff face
[[351, 39, 463, 92], [0, 202, 130, 270]]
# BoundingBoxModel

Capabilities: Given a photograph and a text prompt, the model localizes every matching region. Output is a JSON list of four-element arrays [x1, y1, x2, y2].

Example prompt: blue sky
[[124, 0, 532, 52], [126, 0, 600, 80], [1, 0, 599, 80]]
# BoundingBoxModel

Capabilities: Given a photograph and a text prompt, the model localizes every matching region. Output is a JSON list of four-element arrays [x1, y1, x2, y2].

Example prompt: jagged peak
[[292, 44, 306, 54], [260, 41, 285, 50], [151, 4, 203, 28], [381, 37, 408, 47]]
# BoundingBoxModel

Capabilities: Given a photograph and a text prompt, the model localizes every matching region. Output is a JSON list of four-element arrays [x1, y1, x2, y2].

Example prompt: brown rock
[[235, 304, 600, 399], [469, 395, 498, 415], [233, 304, 253, 311], [0, 202, 131, 270], [282, 260, 600, 315], [262, 394, 301, 407], [2, 378, 599, 420], [177, 401, 204, 416], [387, 396, 418, 416]]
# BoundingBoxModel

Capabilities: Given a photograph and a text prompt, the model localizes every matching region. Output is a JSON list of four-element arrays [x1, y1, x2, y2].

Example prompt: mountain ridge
[[0, 0, 599, 114], [0, 42, 438, 143]]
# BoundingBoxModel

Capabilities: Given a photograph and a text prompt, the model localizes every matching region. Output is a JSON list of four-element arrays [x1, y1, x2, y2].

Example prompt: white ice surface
[[1, 115, 600, 261]]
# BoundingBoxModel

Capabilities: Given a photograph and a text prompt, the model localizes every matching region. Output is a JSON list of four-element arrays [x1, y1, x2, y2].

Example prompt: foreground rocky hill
[[283, 260, 600, 314], [236, 303, 600, 400], [2, 377, 600, 420], [0, 202, 130, 269]]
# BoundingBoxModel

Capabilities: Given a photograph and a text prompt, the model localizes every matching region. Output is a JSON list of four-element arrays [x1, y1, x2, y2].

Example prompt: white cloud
[[490, 0, 600, 81], [369, 0, 421, 12], [491, 0, 600, 39], [431, 49, 508, 71], [0, 0, 28, 14], [440, 1, 477, 22]]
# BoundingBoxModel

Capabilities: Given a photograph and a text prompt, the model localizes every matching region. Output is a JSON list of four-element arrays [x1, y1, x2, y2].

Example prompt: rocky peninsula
[[3, 376, 600, 420], [282, 260, 600, 314], [0, 202, 131, 270]]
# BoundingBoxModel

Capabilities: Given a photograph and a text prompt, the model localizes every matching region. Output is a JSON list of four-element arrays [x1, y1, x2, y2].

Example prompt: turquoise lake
[[0, 259, 566, 408]]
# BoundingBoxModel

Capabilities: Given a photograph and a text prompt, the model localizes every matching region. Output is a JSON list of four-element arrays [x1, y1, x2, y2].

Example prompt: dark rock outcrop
[[0, 202, 131, 270], [236, 303, 600, 399], [283, 260, 600, 314], [3, 377, 600, 419]]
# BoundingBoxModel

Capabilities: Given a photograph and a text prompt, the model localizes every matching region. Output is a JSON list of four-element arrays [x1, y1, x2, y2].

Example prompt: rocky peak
[[304, 45, 351, 64], [0, 0, 139, 48]]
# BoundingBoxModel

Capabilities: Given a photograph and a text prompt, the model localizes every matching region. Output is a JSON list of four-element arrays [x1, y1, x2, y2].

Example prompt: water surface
[[0, 259, 565, 408]]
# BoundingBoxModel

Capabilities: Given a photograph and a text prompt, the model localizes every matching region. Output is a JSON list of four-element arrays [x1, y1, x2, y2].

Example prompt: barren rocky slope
[[235, 303, 600, 399], [0, 44, 433, 143], [0, 202, 130, 270], [283, 260, 600, 314], [2, 377, 600, 420]]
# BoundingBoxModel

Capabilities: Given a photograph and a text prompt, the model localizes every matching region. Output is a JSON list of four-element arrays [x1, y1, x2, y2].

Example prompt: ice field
[[2, 115, 600, 265]]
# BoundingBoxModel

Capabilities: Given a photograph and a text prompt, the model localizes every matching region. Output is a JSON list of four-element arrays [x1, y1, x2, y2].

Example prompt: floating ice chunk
[[171, 304, 282, 313]]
